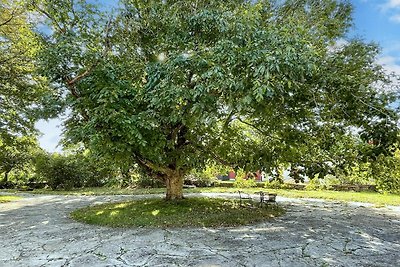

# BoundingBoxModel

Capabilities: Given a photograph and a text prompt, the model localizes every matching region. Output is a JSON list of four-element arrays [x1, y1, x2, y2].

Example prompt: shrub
[[218, 181, 235, 187], [0, 180, 16, 189], [34, 151, 116, 190], [320, 174, 342, 190], [185, 165, 226, 187], [340, 152, 400, 193], [36, 154, 81, 190], [264, 180, 285, 189], [371, 155, 400, 194], [134, 173, 164, 188], [184, 174, 211, 187], [305, 177, 324, 191], [233, 176, 257, 188], [341, 162, 373, 185]]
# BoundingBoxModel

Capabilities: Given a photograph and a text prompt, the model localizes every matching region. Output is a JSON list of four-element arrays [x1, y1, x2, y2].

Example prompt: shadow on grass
[[70, 197, 285, 228]]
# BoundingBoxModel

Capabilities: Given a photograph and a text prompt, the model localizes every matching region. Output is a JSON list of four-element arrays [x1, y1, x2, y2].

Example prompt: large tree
[[34, 0, 398, 199]]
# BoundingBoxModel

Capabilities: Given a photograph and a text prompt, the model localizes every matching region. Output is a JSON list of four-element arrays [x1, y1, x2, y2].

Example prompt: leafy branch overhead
[[0, 0, 61, 141]]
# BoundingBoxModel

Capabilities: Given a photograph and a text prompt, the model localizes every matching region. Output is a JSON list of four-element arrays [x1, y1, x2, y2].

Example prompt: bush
[[341, 162, 374, 185], [233, 177, 257, 188], [218, 181, 235, 187], [185, 165, 226, 187], [134, 173, 164, 188], [34, 151, 116, 190], [264, 180, 285, 189], [0, 180, 16, 189], [35, 154, 81, 190], [304, 175, 342, 191], [184, 173, 216, 187], [320, 174, 342, 190], [339, 152, 400, 193], [305, 177, 324, 191], [371, 155, 400, 194]]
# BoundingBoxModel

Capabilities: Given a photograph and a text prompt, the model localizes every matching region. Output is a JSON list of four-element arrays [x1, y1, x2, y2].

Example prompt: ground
[[0, 193, 399, 267]]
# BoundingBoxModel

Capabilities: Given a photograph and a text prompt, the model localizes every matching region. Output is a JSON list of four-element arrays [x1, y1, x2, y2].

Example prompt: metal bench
[[237, 191, 277, 206], [237, 190, 253, 205], [256, 191, 277, 205]]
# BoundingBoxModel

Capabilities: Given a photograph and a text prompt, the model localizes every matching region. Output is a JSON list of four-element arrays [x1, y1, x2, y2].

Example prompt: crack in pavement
[[301, 242, 311, 258], [0, 193, 399, 267], [115, 246, 129, 265]]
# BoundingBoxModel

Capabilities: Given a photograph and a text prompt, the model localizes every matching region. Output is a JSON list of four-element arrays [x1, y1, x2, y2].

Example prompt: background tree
[[0, 0, 62, 189], [34, 0, 399, 200], [34, 148, 117, 190], [0, 0, 60, 141], [0, 135, 39, 186]]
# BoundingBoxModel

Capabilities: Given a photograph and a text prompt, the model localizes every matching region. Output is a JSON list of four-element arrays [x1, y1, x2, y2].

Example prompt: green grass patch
[[21, 187, 166, 196], [272, 189, 400, 206], [0, 195, 21, 203], [186, 187, 400, 206], [5, 185, 399, 206], [71, 197, 284, 228]]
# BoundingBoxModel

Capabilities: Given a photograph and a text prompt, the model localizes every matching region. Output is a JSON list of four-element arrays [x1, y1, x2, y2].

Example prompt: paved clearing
[[1, 193, 399, 267]]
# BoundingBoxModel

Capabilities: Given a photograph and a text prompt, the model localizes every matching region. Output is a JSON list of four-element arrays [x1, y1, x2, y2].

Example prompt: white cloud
[[382, 0, 400, 9], [380, 0, 400, 20], [380, 0, 400, 23], [378, 56, 400, 74], [335, 38, 348, 47], [390, 14, 400, 22], [327, 38, 348, 53]]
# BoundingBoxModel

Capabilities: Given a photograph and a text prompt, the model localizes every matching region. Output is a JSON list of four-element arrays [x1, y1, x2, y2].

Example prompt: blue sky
[[35, 0, 400, 152], [350, 0, 400, 74]]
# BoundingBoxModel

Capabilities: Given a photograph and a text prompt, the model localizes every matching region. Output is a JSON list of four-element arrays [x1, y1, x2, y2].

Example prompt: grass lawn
[[0, 195, 21, 203], [270, 189, 400, 207], [71, 197, 284, 228], [3, 186, 399, 206], [17, 187, 166, 196], [188, 187, 400, 206]]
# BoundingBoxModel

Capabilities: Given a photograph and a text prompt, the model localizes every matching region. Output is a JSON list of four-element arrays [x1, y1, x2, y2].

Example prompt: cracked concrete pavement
[[1, 192, 399, 267]]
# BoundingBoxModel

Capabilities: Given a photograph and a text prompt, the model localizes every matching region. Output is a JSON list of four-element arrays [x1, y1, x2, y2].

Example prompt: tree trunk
[[165, 171, 184, 200], [3, 170, 9, 183]]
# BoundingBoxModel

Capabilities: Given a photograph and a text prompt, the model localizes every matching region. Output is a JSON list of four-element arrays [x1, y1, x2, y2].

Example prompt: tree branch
[[133, 153, 173, 177], [69, 0, 79, 29], [66, 19, 113, 87], [0, 8, 16, 27], [223, 109, 236, 128], [33, 4, 65, 33], [191, 142, 237, 168], [351, 93, 392, 118], [134, 158, 166, 181], [64, 18, 113, 122], [236, 117, 283, 141]]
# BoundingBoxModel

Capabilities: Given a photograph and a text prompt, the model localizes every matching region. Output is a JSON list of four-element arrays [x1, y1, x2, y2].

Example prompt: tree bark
[[165, 170, 184, 200], [3, 169, 11, 182]]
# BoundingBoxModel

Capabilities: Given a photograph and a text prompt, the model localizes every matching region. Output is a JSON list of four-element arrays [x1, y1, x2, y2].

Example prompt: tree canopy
[[0, 0, 59, 141], [0, 135, 39, 183], [33, 0, 399, 199]]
